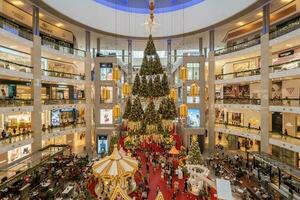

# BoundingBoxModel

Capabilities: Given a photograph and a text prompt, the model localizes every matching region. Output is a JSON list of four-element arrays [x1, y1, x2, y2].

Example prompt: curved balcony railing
[[41, 39, 86, 57], [215, 122, 260, 134], [215, 98, 261, 105], [271, 132, 300, 146], [0, 99, 33, 107], [270, 98, 300, 107], [42, 121, 86, 134], [269, 59, 300, 73], [0, 16, 33, 41], [215, 68, 260, 80], [0, 58, 33, 74], [42, 69, 85, 80], [0, 131, 32, 145], [270, 16, 300, 40], [42, 99, 86, 105], [214, 37, 261, 56]]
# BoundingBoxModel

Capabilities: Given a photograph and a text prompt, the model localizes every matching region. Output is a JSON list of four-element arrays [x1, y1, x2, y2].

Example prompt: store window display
[[4, 113, 32, 133]]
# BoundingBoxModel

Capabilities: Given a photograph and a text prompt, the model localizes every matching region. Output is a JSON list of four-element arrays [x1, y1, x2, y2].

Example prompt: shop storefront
[[0, 80, 31, 99], [217, 133, 260, 152], [41, 84, 84, 100], [4, 112, 31, 132]]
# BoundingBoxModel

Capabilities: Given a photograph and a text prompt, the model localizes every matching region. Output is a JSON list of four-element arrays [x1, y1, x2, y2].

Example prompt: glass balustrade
[[0, 132, 32, 145], [214, 37, 261, 56], [270, 16, 300, 39], [215, 122, 260, 134], [42, 99, 86, 105], [41, 39, 86, 57], [270, 132, 300, 146], [215, 98, 261, 105], [0, 58, 33, 73], [0, 99, 33, 107], [215, 68, 260, 80], [42, 122, 86, 135], [42, 69, 85, 80], [269, 59, 300, 73], [0, 16, 33, 41]]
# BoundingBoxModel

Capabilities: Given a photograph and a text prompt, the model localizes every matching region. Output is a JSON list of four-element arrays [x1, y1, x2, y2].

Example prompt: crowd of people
[[0, 151, 94, 200]]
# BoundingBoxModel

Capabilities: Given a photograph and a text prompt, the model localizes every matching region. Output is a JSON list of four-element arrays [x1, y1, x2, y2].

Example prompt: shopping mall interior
[[1, 0, 300, 199]]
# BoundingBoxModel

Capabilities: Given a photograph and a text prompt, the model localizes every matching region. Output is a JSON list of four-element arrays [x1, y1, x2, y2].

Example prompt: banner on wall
[[272, 81, 282, 99], [1, 1, 73, 43], [223, 85, 250, 98], [100, 109, 113, 124], [0, 84, 8, 98], [187, 109, 200, 128], [8, 144, 31, 163]]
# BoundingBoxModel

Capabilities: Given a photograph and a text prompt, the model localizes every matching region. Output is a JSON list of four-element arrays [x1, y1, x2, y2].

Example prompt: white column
[[260, 4, 271, 153], [84, 52, 93, 155], [208, 30, 215, 151], [199, 56, 206, 135], [31, 35, 42, 163]]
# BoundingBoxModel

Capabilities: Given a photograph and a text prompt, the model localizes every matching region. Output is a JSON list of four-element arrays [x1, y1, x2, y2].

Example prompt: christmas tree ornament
[[122, 82, 131, 97], [179, 66, 188, 82], [169, 88, 177, 101], [180, 104, 188, 118], [113, 104, 121, 120], [101, 87, 110, 101], [112, 66, 121, 83], [190, 83, 200, 97]]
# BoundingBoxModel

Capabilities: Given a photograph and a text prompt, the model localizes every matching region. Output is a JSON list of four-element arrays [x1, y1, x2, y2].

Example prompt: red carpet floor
[[133, 150, 217, 200]]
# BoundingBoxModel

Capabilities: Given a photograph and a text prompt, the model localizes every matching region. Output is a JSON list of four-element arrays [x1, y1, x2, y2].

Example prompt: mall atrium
[[1, 0, 300, 199]]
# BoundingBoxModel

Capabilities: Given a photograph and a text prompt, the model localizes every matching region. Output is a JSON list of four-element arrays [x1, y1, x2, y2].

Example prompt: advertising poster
[[0, 84, 8, 98], [187, 109, 200, 128], [272, 81, 282, 99], [100, 109, 113, 124], [223, 85, 249, 98], [97, 135, 108, 155], [51, 109, 60, 126]]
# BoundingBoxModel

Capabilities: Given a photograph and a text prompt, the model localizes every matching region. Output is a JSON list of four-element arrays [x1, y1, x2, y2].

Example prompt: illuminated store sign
[[0, 1, 73, 42], [279, 50, 294, 58]]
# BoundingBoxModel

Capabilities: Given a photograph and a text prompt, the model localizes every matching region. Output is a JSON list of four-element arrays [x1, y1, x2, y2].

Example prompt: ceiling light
[[55, 23, 64, 27], [39, 13, 44, 18], [11, 0, 24, 6], [236, 21, 245, 26], [256, 12, 263, 17], [9, 45, 17, 49], [286, 44, 292, 47], [281, 0, 293, 3]]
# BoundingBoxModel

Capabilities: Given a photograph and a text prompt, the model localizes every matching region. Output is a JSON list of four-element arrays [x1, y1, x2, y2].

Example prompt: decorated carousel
[[92, 145, 138, 199]]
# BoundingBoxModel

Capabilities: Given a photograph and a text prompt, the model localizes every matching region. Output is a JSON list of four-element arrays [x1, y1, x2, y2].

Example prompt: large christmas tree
[[123, 34, 177, 136]]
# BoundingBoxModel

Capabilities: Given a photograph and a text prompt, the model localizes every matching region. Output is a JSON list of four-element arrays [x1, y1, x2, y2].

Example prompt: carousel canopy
[[155, 191, 165, 200], [93, 145, 138, 178], [169, 146, 179, 155]]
